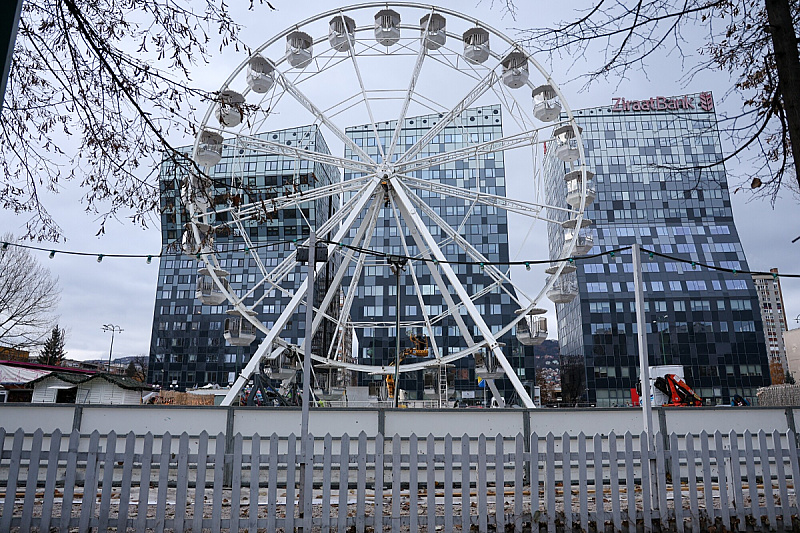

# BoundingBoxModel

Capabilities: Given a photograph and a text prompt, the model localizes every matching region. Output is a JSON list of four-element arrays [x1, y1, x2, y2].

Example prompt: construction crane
[[653, 374, 703, 407]]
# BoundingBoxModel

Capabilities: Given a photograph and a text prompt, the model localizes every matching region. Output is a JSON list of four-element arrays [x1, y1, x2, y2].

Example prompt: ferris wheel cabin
[[224, 310, 258, 347], [462, 28, 490, 64], [246, 55, 275, 93], [501, 51, 529, 89], [546, 264, 579, 304], [375, 9, 401, 46], [564, 169, 596, 209], [215, 90, 245, 128], [286, 31, 314, 68], [515, 308, 548, 346], [552, 124, 583, 162], [194, 130, 224, 168], [181, 222, 212, 256], [329, 15, 356, 51], [532, 84, 562, 122], [420, 14, 446, 50], [196, 268, 231, 306]]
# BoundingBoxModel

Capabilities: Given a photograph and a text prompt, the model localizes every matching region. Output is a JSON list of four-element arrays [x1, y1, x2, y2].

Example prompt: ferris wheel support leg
[[485, 379, 506, 408], [220, 179, 381, 406], [390, 181, 536, 408]]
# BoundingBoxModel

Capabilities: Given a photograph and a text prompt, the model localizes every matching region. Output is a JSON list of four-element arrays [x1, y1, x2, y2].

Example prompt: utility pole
[[298, 231, 316, 529], [387, 255, 407, 408], [102, 324, 123, 373], [631, 244, 653, 437]]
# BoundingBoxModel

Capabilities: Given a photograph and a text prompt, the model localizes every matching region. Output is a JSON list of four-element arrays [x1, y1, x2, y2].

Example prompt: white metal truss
[[389, 180, 535, 407], [221, 178, 381, 405], [395, 68, 500, 164]]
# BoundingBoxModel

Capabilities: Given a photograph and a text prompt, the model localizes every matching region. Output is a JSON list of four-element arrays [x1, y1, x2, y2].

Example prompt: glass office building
[[545, 93, 770, 406], [147, 126, 341, 391], [343, 105, 533, 403]]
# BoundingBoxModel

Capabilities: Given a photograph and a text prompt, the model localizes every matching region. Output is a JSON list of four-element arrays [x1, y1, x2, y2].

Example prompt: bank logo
[[699, 92, 714, 112]]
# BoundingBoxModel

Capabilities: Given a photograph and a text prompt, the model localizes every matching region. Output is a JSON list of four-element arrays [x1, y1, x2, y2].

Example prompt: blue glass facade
[[343, 106, 532, 402], [147, 126, 340, 391], [545, 94, 770, 406]]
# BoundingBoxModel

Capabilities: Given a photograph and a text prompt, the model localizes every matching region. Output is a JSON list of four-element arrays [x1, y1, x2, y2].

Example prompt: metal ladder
[[438, 365, 448, 408]]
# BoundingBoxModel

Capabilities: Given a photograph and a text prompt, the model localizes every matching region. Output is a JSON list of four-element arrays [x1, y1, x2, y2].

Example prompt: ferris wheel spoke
[[387, 194, 442, 361], [273, 68, 375, 165], [322, 197, 383, 363], [210, 129, 374, 175], [396, 127, 548, 174], [335, 18, 387, 163], [221, 177, 382, 406], [385, 12, 434, 161], [390, 180, 535, 408], [399, 174, 577, 219], [230, 174, 375, 221], [398, 181, 533, 307], [395, 68, 500, 165], [300, 193, 383, 355]]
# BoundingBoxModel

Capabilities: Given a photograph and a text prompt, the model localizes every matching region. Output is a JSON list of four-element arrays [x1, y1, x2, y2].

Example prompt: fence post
[[657, 408, 671, 474], [224, 406, 235, 487], [786, 407, 798, 447], [523, 409, 531, 484], [72, 405, 83, 432]]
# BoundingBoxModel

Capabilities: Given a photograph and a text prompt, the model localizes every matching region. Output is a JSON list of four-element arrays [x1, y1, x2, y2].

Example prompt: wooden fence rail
[[0, 427, 797, 532]]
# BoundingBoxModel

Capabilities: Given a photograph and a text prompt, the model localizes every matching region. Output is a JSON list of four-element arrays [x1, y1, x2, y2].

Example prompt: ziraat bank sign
[[611, 92, 714, 112]]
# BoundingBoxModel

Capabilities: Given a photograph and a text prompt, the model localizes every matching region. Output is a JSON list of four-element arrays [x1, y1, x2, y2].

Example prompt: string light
[[0, 239, 796, 280]]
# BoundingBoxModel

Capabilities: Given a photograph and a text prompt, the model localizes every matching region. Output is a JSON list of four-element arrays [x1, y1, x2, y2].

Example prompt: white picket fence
[[0, 427, 798, 532]]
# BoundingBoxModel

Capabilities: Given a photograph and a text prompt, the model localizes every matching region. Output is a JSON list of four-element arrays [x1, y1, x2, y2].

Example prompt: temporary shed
[[29, 372, 152, 405]]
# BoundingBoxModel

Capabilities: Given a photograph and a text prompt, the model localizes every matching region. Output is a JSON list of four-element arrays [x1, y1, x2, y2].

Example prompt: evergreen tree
[[786, 371, 796, 385], [38, 326, 66, 366]]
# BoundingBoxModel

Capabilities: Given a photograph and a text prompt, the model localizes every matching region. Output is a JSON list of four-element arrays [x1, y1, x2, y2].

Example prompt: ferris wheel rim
[[187, 2, 591, 396]]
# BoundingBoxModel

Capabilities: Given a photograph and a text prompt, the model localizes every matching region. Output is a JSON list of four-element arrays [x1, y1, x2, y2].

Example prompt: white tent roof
[[0, 364, 51, 385]]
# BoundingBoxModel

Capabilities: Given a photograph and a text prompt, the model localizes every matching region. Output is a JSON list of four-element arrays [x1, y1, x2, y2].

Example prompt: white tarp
[[0, 364, 51, 385]]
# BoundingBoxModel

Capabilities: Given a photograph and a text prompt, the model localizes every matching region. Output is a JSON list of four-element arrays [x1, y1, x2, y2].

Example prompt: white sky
[[1, 0, 798, 361]]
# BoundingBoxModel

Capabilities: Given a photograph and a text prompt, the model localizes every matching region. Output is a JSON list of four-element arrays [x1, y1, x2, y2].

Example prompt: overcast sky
[[1, 0, 798, 361]]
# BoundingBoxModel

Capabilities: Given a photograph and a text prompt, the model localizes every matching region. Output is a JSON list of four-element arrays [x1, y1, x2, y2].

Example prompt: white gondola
[[181, 222, 212, 256], [246, 56, 275, 93], [329, 15, 356, 51], [196, 267, 230, 305], [564, 230, 594, 255], [552, 124, 583, 162], [194, 130, 224, 167], [561, 217, 592, 231], [564, 169, 596, 208], [515, 309, 548, 346], [262, 351, 297, 380], [501, 51, 529, 89], [375, 9, 401, 46], [215, 90, 245, 128], [420, 14, 446, 50], [462, 28, 490, 64], [546, 275, 578, 304], [532, 85, 561, 122], [180, 176, 213, 213], [286, 31, 313, 68], [224, 309, 258, 346]]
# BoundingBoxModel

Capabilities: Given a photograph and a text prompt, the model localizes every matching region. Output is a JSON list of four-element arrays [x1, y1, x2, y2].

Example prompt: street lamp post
[[387, 255, 408, 408], [102, 324, 123, 373]]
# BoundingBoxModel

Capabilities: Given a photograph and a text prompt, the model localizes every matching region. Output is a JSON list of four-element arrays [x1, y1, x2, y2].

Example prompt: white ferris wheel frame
[[184, 2, 591, 408]]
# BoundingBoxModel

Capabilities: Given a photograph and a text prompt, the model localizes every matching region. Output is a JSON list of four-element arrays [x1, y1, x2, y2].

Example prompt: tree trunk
[[765, 0, 800, 191]]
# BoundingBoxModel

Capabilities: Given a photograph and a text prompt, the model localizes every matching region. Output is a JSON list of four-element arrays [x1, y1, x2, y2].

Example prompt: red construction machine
[[653, 374, 703, 407]]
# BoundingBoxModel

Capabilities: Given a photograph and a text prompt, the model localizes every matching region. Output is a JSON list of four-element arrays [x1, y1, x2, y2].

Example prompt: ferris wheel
[[183, 3, 593, 408]]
